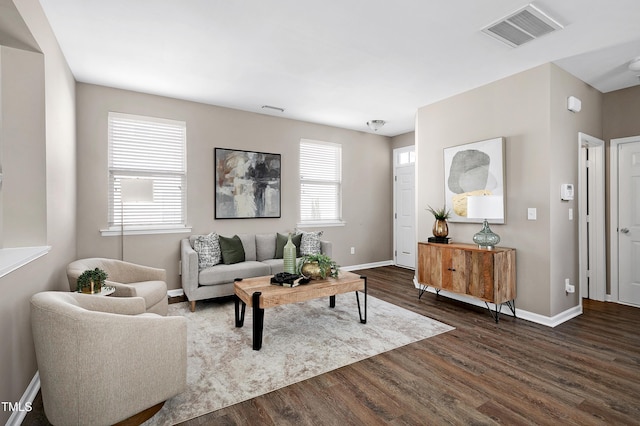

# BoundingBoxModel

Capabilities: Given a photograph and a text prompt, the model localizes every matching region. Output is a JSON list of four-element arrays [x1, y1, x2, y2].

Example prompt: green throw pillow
[[219, 235, 246, 264], [275, 233, 302, 258]]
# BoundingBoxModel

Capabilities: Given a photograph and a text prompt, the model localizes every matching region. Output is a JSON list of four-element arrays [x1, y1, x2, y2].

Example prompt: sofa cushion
[[275, 233, 302, 258], [219, 235, 246, 264], [193, 232, 221, 270], [256, 233, 277, 261], [237, 234, 257, 261], [198, 261, 271, 286], [300, 231, 323, 255]]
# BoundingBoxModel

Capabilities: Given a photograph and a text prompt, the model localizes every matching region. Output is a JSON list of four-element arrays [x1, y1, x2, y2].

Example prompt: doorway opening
[[578, 133, 606, 301]]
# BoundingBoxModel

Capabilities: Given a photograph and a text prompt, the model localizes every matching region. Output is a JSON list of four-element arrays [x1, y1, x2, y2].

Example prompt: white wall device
[[567, 96, 582, 113], [561, 183, 574, 201]]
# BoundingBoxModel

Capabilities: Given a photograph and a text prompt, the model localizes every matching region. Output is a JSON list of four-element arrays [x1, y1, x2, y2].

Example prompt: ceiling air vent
[[482, 3, 563, 48]]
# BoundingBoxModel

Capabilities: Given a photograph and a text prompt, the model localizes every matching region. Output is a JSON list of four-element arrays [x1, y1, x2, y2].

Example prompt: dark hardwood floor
[[24, 266, 640, 425]]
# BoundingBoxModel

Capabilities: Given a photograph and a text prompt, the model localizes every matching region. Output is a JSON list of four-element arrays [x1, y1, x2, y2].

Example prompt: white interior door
[[394, 147, 415, 269], [619, 140, 640, 306]]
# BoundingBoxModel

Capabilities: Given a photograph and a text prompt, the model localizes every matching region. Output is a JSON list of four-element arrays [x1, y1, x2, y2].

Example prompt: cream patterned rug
[[144, 292, 454, 425]]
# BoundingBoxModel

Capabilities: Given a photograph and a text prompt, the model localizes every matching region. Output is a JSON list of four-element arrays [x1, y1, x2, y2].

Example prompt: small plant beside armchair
[[76, 267, 108, 293]]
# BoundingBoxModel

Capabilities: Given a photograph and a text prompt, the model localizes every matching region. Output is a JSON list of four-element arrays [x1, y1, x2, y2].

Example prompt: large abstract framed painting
[[215, 148, 281, 219], [443, 137, 505, 223]]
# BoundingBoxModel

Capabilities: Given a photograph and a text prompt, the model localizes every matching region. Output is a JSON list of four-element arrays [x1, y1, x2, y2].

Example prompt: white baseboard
[[6, 371, 39, 426], [413, 278, 583, 327], [342, 260, 394, 271]]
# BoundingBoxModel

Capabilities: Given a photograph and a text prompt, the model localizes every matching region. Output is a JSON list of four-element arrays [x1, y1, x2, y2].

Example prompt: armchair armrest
[[73, 292, 146, 315], [181, 238, 199, 299]]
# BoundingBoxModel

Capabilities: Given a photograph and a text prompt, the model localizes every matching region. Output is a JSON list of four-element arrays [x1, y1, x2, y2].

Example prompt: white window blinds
[[108, 112, 187, 230], [299, 139, 342, 225]]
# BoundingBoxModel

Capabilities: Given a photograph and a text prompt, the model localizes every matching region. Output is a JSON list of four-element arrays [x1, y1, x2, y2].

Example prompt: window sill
[[0, 246, 51, 279], [100, 226, 192, 236], [296, 221, 346, 228]]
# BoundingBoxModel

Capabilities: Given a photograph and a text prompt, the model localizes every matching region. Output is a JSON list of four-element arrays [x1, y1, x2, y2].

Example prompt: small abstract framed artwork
[[215, 148, 281, 219], [443, 137, 505, 223]]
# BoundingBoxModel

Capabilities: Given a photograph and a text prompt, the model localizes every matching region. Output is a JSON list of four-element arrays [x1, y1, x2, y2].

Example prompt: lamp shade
[[120, 178, 154, 203], [467, 195, 503, 219]]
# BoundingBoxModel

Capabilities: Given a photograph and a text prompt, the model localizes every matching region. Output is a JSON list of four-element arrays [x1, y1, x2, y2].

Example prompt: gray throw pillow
[[300, 231, 323, 255], [219, 235, 246, 264], [193, 232, 221, 270]]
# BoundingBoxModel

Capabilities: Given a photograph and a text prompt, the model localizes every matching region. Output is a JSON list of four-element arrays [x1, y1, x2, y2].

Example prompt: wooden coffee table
[[234, 271, 367, 350]]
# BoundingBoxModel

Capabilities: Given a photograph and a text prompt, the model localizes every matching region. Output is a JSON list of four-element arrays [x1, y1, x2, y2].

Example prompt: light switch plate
[[528, 208, 537, 220]]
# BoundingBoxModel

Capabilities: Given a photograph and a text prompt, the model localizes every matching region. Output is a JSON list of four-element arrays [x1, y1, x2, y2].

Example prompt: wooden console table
[[417, 242, 516, 322]]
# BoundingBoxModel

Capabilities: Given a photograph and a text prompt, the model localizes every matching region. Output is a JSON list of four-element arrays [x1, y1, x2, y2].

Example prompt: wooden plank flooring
[[23, 266, 640, 425]]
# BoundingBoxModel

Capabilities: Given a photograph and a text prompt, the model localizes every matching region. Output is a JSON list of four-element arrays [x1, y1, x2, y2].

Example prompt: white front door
[[619, 140, 640, 306], [394, 147, 415, 269]]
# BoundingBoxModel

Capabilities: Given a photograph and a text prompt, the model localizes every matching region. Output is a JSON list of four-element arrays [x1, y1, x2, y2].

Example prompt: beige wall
[[76, 84, 394, 290], [0, 0, 76, 423], [391, 131, 415, 149], [416, 63, 602, 318], [549, 64, 603, 315], [1, 46, 46, 247], [603, 85, 640, 141]]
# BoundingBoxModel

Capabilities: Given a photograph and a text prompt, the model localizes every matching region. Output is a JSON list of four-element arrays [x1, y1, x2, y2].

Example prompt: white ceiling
[[38, 0, 640, 137]]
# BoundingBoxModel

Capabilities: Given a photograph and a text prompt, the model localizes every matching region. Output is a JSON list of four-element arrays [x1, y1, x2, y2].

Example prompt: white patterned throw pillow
[[193, 232, 221, 270], [299, 231, 323, 255]]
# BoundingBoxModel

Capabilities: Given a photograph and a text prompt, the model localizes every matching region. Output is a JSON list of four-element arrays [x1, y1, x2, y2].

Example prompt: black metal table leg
[[234, 295, 246, 327], [252, 291, 264, 350], [329, 295, 336, 308], [355, 276, 367, 324]]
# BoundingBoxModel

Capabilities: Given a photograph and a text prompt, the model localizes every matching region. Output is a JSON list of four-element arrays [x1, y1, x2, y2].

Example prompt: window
[[105, 112, 188, 234], [299, 139, 344, 226]]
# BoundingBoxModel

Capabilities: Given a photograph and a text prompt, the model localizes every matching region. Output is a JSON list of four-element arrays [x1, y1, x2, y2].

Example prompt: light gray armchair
[[67, 258, 168, 315], [30, 291, 187, 426]]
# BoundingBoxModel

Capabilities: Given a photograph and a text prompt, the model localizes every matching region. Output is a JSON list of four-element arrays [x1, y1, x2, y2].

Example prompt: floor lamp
[[120, 178, 154, 261]]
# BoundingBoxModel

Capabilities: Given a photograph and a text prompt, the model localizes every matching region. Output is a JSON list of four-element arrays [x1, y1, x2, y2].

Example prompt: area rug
[[144, 293, 454, 425]]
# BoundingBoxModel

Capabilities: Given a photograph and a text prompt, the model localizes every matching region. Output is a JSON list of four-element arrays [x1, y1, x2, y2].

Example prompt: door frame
[[393, 145, 416, 269], [578, 133, 606, 301], [610, 135, 640, 303]]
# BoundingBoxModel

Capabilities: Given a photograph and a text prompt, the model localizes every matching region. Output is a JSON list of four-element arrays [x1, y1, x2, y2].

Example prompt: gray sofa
[[181, 232, 332, 311]]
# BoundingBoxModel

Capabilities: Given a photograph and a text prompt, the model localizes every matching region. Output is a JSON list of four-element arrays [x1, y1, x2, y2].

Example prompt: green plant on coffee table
[[297, 254, 340, 279], [77, 268, 108, 293], [427, 205, 451, 220]]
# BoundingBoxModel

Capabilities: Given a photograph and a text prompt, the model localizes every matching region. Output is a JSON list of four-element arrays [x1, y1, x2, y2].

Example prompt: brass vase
[[433, 219, 449, 238], [301, 262, 326, 280], [81, 280, 102, 294]]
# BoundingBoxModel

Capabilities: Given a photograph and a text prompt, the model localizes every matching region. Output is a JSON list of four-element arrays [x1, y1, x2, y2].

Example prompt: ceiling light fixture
[[261, 105, 285, 113], [367, 120, 386, 131], [628, 57, 640, 72]]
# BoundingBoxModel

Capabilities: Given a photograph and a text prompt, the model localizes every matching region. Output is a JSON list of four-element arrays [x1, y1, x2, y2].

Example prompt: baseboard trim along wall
[[6, 372, 39, 426], [342, 260, 395, 271], [413, 277, 584, 327]]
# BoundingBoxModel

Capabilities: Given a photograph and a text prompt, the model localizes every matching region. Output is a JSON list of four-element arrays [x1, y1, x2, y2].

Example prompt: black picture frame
[[214, 148, 281, 219]]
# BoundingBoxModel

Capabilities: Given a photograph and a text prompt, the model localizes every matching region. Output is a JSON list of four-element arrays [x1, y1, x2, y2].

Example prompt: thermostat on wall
[[561, 183, 574, 201]]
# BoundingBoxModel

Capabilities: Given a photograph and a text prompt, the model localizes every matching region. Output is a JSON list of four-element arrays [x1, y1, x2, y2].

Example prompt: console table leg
[[234, 295, 245, 327], [418, 284, 428, 299], [252, 292, 264, 351], [356, 276, 367, 324]]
